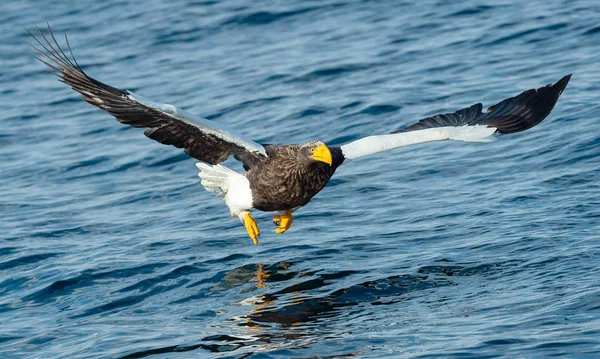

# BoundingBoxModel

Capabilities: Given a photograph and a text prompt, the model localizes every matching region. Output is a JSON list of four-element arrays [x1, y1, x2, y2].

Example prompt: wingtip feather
[[553, 74, 572, 96]]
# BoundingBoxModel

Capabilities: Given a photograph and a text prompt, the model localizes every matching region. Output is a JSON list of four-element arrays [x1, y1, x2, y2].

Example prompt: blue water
[[2, 0, 600, 358]]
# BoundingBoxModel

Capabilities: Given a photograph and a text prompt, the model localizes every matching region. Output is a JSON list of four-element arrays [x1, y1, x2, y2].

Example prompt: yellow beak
[[311, 144, 333, 166]]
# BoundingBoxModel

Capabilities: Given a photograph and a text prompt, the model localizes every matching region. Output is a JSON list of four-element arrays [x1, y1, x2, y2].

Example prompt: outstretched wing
[[29, 24, 267, 166], [339, 75, 570, 160], [394, 74, 571, 134]]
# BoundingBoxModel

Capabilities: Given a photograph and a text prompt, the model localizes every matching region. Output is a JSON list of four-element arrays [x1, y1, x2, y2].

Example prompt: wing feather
[[340, 75, 570, 160], [394, 75, 571, 134], [30, 24, 267, 166], [340, 126, 496, 160]]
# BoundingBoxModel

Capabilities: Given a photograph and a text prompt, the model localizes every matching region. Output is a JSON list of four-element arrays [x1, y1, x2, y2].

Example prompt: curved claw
[[272, 210, 293, 234], [243, 213, 260, 245]]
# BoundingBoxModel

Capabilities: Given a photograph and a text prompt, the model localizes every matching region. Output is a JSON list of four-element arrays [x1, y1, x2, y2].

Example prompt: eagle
[[30, 25, 571, 244]]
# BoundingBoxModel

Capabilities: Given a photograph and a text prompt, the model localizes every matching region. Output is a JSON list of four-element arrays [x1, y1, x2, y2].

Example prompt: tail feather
[[196, 163, 239, 197]]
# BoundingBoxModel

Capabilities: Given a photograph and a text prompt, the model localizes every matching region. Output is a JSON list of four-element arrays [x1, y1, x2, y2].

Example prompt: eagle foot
[[272, 210, 294, 234], [243, 213, 260, 245]]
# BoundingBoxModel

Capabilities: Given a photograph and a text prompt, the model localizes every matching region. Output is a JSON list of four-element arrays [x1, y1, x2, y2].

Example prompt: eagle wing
[[29, 25, 267, 166], [394, 74, 571, 134], [340, 74, 570, 160]]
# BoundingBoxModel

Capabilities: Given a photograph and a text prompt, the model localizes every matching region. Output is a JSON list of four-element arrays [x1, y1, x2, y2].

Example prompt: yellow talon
[[243, 213, 260, 245], [272, 210, 294, 234]]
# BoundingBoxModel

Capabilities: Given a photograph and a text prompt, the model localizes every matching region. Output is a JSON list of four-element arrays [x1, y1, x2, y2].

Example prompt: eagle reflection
[[234, 261, 454, 330]]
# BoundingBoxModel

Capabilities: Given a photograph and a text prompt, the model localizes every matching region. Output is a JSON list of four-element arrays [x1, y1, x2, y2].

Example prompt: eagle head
[[298, 141, 333, 166]]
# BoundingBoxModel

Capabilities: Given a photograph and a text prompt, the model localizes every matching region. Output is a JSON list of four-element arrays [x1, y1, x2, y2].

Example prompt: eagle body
[[247, 145, 345, 212], [30, 25, 571, 244]]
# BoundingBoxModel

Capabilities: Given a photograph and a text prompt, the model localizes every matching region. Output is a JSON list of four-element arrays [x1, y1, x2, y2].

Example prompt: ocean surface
[[1, 0, 599, 358]]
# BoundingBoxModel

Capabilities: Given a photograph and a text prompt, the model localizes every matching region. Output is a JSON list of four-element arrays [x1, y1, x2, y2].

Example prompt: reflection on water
[[122, 260, 506, 358]]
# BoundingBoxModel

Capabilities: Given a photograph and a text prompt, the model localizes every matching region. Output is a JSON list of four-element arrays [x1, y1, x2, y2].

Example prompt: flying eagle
[[30, 25, 570, 244]]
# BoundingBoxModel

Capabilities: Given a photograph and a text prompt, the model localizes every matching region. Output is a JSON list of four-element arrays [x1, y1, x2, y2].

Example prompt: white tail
[[196, 163, 238, 197], [196, 163, 254, 216]]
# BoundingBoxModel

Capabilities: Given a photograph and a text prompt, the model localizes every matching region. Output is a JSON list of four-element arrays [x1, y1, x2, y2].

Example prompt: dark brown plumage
[[247, 143, 345, 211]]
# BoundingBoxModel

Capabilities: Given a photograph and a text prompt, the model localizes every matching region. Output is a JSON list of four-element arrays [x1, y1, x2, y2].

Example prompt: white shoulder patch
[[127, 91, 267, 157], [340, 125, 496, 160], [446, 125, 497, 142]]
